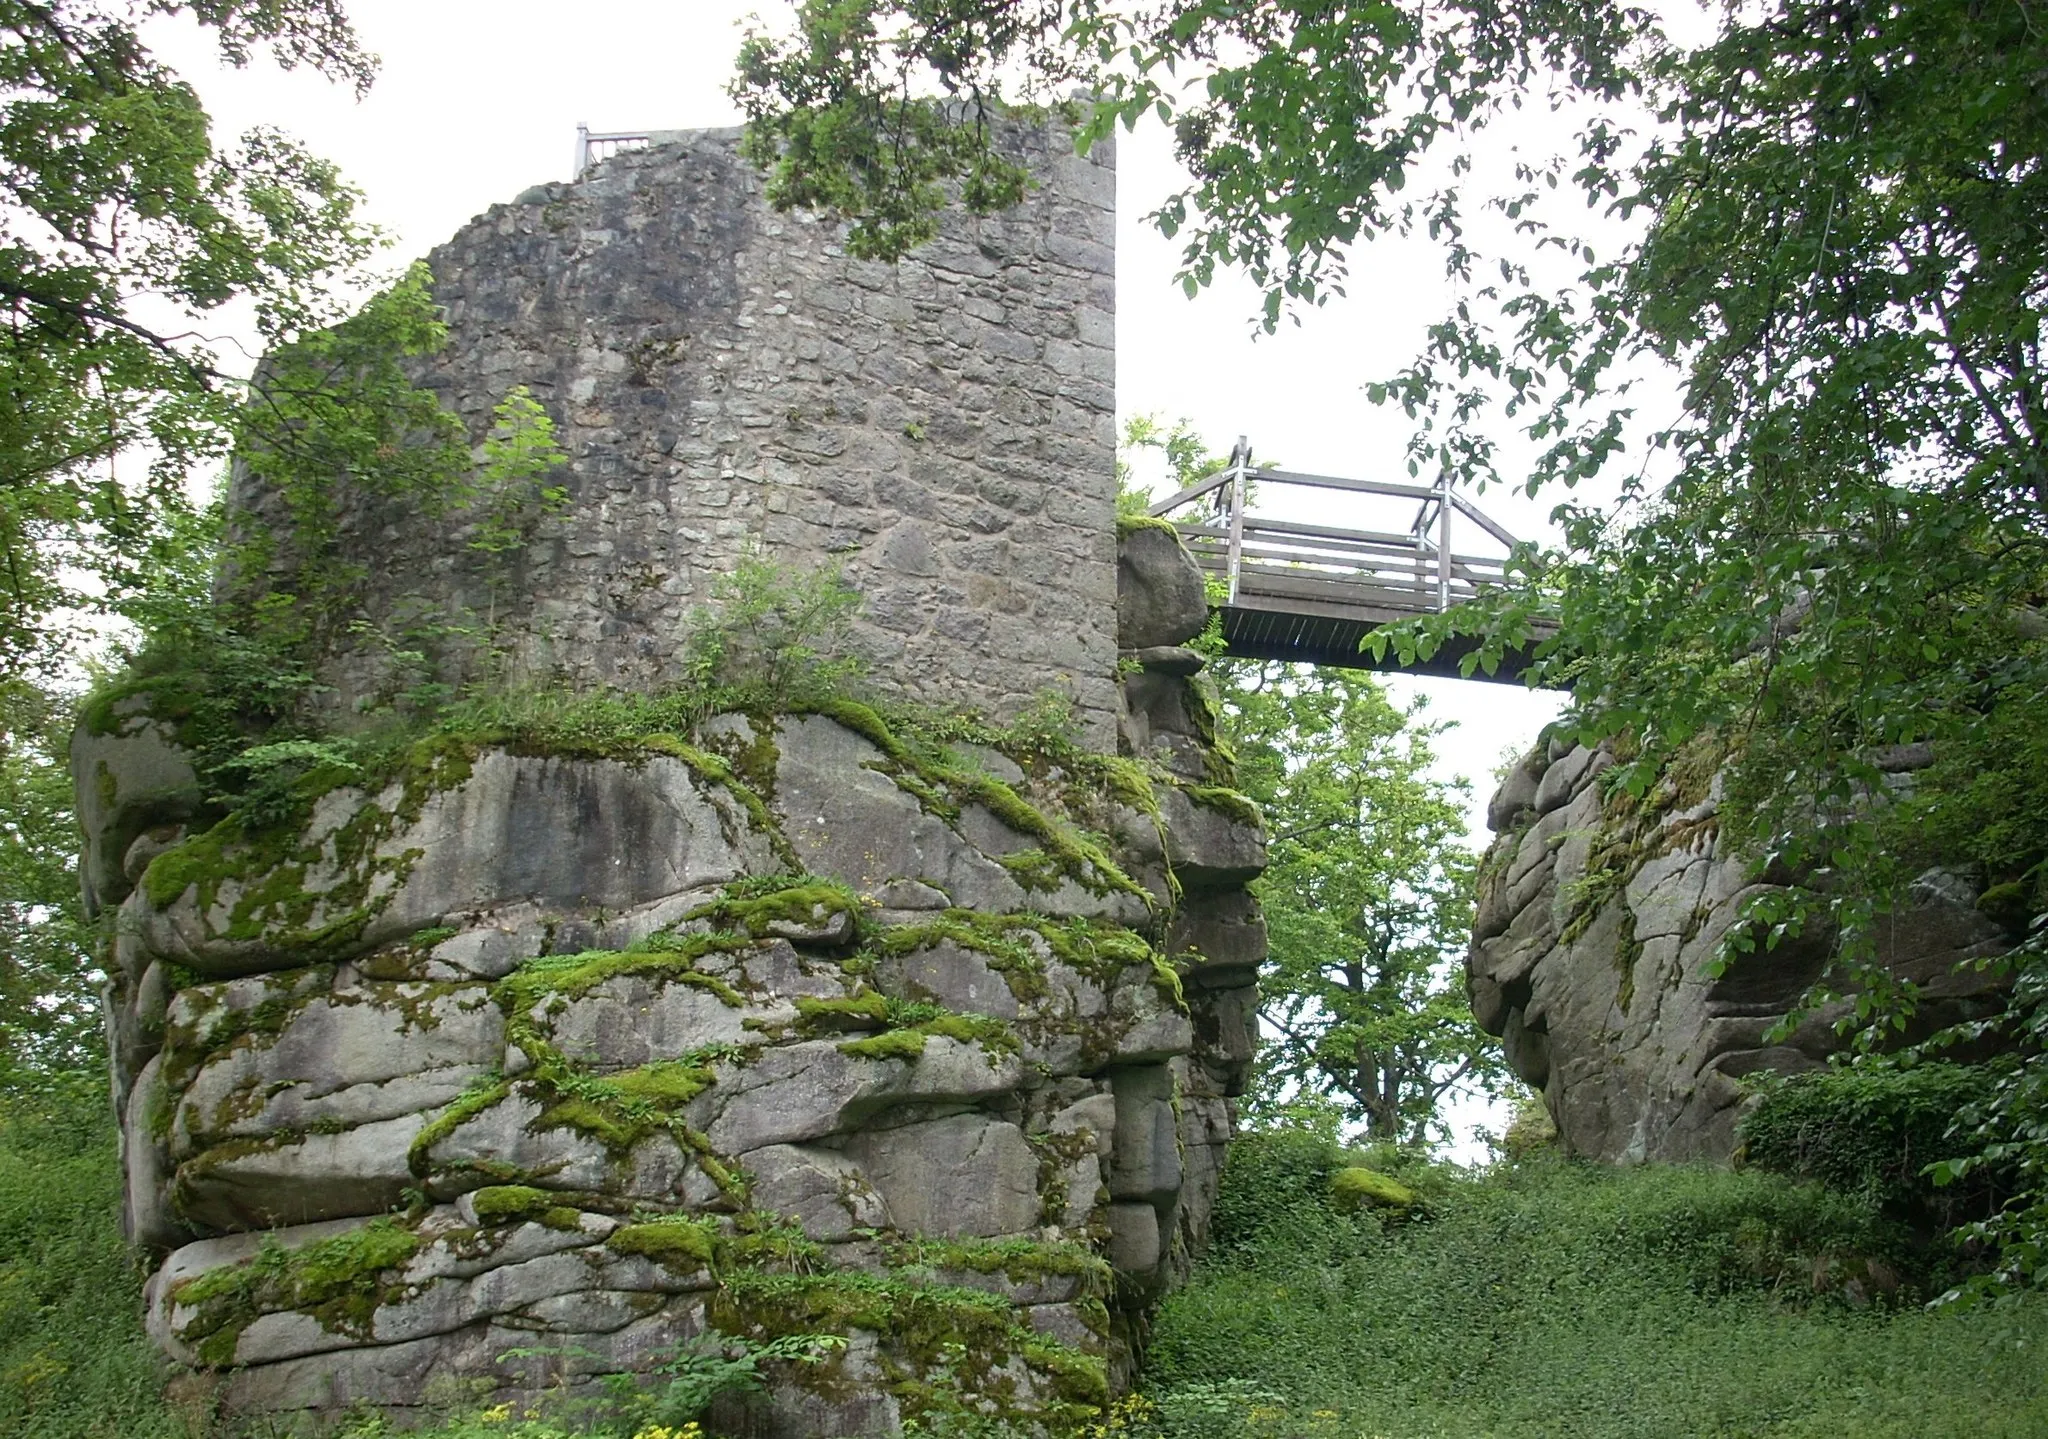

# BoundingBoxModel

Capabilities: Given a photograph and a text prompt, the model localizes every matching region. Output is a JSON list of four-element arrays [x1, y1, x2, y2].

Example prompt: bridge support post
[[1436, 468, 1453, 613], [1226, 437, 1248, 604]]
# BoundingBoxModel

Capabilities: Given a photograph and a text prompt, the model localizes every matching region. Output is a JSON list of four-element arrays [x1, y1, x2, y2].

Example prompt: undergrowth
[[9, 1077, 2048, 1439], [0, 1074, 189, 1439], [1139, 1128, 2048, 1438]]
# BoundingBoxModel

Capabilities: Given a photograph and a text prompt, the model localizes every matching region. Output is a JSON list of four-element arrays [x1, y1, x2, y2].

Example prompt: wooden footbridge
[[1146, 440, 1550, 683]]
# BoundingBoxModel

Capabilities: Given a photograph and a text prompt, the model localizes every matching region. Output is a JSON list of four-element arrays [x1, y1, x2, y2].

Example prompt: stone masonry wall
[[233, 122, 1121, 748]]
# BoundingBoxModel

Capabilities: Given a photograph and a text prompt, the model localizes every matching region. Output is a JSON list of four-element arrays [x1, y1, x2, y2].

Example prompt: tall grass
[[0, 1073, 187, 1439], [1143, 1133, 2048, 1438]]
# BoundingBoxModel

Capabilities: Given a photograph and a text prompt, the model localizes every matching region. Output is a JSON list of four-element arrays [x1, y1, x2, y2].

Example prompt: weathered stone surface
[[1109, 1065, 1182, 1206], [870, 937, 1023, 1020], [1160, 787, 1267, 892], [174, 1114, 425, 1231], [110, 700, 1262, 1431], [1169, 890, 1268, 982], [772, 715, 1028, 913], [172, 982, 503, 1155], [137, 751, 768, 979], [72, 702, 203, 916], [1117, 524, 1209, 649], [848, 1112, 1040, 1238], [1468, 741, 2012, 1163], [743, 1144, 887, 1241]]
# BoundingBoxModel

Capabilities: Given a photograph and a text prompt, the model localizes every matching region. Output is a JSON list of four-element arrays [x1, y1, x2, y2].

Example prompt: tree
[[739, 0, 2048, 1276], [0, 677, 93, 1082], [0, 0, 379, 681], [1225, 661, 1507, 1145]]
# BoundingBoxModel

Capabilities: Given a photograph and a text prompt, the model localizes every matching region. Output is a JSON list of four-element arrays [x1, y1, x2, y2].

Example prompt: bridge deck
[[1147, 441, 1553, 684]]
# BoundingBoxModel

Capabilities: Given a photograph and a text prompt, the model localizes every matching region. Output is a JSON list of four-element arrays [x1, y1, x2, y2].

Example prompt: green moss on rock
[[607, 1214, 720, 1270], [689, 877, 863, 941], [1330, 1166, 1421, 1212], [168, 1216, 421, 1365], [794, 991, 892, 1033], [801, 698, 1153, 907]]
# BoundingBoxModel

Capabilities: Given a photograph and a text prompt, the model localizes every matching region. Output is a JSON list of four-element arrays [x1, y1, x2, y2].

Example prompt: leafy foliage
[[0, 1075, 189, 1438], [728, 2, 1643, 326], [0, 679, 95, 1081], [0, 0, 380, 683], [1116, 415, 1227, 519], [1222, 662, 1504, 1144], [730, 2, 1073, 261], [677, 553, 865, 707], [1739, 1063, 2014, 1237]]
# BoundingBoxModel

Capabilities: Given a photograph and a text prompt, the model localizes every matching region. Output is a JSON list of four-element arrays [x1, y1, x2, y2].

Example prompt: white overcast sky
[[143, 0, 1640, 844]]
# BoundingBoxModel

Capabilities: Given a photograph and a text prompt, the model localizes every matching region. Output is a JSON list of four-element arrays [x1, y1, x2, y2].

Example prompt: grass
[[1139, 1130, 2048, 1438], [0, 1074, 188, 1439], [9, 1071, 2048, 1439]]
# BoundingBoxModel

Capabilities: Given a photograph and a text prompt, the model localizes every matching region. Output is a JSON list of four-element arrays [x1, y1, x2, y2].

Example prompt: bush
[[1738, 1063, 2014, 1231], [1205, 1129, 1373, 1267]]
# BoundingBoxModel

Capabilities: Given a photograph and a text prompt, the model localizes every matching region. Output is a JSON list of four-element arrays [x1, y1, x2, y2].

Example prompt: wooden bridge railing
[[1146, 439, 1544, 680]]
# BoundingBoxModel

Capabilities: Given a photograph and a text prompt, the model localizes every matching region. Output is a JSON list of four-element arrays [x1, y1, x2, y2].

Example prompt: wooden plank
[[1255, 468, 1443, 501], [1237, 572, 1473, 609], [1236, 562, 1481, 602], [1236, 514, 1423, 550], [1146, 468, 1234, 517], [1450, 491, 1522, 549], [1234, 532, 1430, 563], [1225, 589, 1425, 628], [1229, 541, 1437, 572]]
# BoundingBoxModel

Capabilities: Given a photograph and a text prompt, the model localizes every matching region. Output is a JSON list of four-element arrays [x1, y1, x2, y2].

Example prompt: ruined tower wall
[[269, 123, 1120, 745]]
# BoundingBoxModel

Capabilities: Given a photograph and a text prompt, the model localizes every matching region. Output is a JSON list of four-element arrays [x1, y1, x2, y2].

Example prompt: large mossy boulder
[[1467, 739, 2011, 1164], [96, 698, 1265, 1434]]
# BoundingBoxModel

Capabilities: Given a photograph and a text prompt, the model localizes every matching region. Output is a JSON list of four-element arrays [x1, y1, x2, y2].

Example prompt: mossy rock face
[[107, 702, 1267, 1434], [1467, 736, 2015, 1170], [1329, 1167, 1422, 1213]]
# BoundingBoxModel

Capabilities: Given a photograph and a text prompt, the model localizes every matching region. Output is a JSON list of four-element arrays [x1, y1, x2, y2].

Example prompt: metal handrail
[[573, 124, 654, 178], [1147, 436, 1526, 618]]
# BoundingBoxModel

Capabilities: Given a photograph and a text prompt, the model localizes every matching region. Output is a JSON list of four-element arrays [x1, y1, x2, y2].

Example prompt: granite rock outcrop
[[1467, 739, 2010, 1163], [88, 524, 1259, 1433]]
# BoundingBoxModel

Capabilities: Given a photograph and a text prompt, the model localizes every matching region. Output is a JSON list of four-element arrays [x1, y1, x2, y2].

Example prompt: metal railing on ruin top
[[573, 125, 654, 178]]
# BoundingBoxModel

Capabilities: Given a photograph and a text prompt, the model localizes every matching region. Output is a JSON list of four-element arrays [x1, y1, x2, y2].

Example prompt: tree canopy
[[0, 0, 380, 680], [1225, 660, 1506, 1145]]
